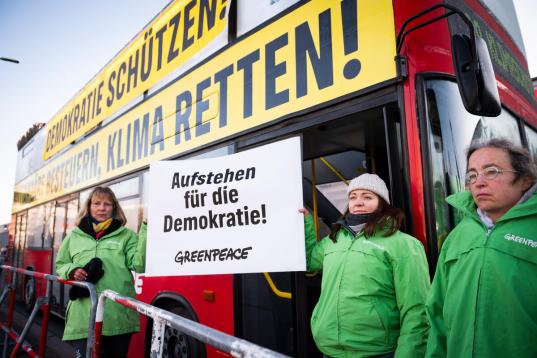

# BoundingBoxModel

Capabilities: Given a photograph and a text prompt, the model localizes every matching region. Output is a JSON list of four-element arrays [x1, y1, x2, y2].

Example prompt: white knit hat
[[346, 173, 390, 204]]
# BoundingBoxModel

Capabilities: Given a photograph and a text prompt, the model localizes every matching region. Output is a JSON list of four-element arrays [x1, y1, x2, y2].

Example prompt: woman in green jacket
[[301, 174, 430, 358], [425, 139, 537, 357], [56, 186, 146, 358]]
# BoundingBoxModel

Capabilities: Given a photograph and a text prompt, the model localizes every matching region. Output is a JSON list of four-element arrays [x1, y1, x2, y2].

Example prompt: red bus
[[10, 0, 537, 357]]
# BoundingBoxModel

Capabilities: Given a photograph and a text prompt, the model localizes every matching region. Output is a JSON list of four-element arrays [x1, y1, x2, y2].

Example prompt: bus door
[[51, 197, 78, 315], [235, 103, 406, 357]]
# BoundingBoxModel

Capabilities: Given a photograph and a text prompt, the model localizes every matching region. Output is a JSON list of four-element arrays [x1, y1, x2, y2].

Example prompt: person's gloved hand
[[69, 257, 104, 301]]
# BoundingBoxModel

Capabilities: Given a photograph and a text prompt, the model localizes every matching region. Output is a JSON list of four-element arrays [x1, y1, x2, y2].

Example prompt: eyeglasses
[[465, 166, 518, 185]]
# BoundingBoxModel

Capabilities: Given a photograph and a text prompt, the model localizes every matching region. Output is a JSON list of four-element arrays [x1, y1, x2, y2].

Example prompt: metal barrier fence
[[0, 265, 97, 358], [95, 289, 290, 358], [0, 266, 291, 358]]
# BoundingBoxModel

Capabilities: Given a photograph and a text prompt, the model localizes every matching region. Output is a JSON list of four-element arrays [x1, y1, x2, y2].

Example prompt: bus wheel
[[161, 306, 205, 358], [24, 276, 36, 312]]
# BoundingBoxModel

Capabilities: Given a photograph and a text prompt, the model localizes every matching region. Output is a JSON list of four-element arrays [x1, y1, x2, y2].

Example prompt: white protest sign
[[146, 137, 305, 276]]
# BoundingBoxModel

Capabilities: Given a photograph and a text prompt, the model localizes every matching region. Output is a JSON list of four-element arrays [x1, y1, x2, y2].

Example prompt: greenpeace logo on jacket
[[504, 233, 537, 248]]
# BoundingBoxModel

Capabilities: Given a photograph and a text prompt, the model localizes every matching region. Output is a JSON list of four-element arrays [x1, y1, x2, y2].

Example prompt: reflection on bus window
[[26, 205, 45, 248], [15, 214, 26, 268], [23, 202, 54, 249], [471, 116, 522, 145], [109, 177, 140, 199], [79, 188, 92, 208], [525, 124, 537, 159], [21, 138, 34, 158], [66, 200, 78, 234], [425, 80, 523, 249], [121, 197, 141, 232]]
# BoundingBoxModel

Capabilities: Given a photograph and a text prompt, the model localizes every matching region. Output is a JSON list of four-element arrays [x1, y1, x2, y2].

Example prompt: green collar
[[446, 189, 537, 223]]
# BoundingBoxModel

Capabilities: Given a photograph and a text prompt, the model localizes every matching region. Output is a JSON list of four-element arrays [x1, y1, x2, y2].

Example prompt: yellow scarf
[[92, 217, 113, 234]]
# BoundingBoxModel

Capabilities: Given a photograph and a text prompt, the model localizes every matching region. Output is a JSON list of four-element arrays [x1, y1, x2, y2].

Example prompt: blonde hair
[[76, 186, 127, 226]]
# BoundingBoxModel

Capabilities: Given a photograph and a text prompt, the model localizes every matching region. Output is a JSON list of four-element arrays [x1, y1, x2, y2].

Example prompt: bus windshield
[[423, 79, 525, 249]]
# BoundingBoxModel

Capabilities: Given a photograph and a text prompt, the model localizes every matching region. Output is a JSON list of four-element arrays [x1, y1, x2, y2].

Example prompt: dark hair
[[328, 197, 404, 242], [467, 138, 537, 184]]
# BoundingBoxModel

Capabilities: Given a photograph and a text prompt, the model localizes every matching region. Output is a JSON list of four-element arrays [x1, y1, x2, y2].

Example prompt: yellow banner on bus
[[42, 0, 229, 160], [15, 0, 396, 211]]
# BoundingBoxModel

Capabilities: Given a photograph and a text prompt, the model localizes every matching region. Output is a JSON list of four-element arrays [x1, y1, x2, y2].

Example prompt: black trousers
[[71, 333, 132, 358]]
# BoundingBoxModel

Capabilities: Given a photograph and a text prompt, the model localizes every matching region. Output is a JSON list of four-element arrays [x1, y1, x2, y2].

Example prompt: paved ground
[[0, 299, 73, 357]]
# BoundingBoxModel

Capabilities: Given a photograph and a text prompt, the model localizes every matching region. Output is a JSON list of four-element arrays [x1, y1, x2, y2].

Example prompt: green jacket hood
[[446, 188, 537, 222]]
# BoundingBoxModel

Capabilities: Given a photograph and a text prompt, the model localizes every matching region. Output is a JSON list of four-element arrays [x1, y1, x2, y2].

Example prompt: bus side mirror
[[452, 34, 501, 117]]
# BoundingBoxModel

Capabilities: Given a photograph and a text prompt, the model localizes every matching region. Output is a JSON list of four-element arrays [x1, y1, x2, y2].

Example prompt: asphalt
[[0, 297, 73, 357]]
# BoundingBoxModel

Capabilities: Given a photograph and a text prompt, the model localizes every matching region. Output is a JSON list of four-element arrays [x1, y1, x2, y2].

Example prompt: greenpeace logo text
[[504, 233, 537, 248]]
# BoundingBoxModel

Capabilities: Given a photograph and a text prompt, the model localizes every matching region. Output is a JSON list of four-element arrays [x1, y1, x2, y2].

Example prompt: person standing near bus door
[[425, 138, 537, 357], [56, 186, 147, 358], [300, 173, 430, 357]]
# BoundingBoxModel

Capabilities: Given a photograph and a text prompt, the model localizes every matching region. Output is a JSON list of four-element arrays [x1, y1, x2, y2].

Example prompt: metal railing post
[[0, 266, 97, 358], [97, 289, 290, 358], [150, 318, 166, 358], [9, 296, 44, 358], [38, 280, 52, 358], [81, 281, 98, 358], [94, 294, 105, 358], [2, 272, 16, 358]]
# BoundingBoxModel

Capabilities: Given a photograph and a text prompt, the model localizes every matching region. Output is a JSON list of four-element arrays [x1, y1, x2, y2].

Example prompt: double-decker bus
[[9, 0, 537, 357]]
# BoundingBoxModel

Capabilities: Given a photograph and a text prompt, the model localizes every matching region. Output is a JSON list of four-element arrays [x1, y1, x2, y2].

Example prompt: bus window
[[423, 79, 523, 252], [51, 203, 65, 308], [66, 200, 78, 237], [525, 125, 537, 159], [50, 198, 79, 313], [79, 188, 92, 208], [471, 115, 522, 145], [141, 172, 150, 222], [109, 176, 140, 200], [23, 202, 54, 250], [120, 197, 141, 232], [14, 214, 27, 269], [79, 176, 140, 207], [18, 202, 56, 310], [26, 206, 45, 248], [43, 202, 54, 249]]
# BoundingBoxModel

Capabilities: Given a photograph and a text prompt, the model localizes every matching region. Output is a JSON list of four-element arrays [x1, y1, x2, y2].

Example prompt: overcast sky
[[0, 0, 536, 224]]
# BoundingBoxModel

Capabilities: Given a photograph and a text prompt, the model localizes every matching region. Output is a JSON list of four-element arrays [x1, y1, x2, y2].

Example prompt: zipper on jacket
[[336, 248, 350, 353]]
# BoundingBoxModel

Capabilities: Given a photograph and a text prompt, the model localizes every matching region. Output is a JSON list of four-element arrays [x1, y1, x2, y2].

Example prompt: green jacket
[[305, 215, 430, 358], [56, 222, 147, 340], [425, 189, 537, 357]]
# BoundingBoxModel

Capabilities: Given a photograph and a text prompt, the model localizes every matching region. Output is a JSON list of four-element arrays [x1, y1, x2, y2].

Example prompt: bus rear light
[[203, 290, 215, 302]]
